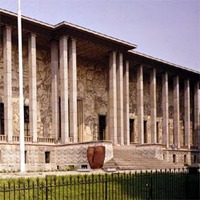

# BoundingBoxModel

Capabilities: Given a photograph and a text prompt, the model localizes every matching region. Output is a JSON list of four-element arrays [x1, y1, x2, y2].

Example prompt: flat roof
[[0, 8, 137, 50], [129, 50, 200, 75], [0, 8, 199, 76]]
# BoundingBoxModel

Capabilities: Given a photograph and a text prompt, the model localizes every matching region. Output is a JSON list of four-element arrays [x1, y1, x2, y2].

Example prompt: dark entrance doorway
[[130, 119, 135, 143], [99, 115, 106, 140], [144, 120, 148, 143]]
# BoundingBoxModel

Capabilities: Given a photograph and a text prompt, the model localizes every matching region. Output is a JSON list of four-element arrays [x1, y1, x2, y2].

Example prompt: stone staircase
[[103, 146, 184, 171]]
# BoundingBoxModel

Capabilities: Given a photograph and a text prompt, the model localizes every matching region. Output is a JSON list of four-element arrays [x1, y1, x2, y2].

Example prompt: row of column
[[108, 51, 130, 145], [3, 25, 78, 144], [51, 36, 77, 143], [3, 26, 37, 143], [137, 65, 200, 149], [2, 25, 199, 148]]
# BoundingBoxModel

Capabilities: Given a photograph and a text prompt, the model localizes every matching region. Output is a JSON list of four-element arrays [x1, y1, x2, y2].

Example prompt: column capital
[[2, 25, 12, 31], [59, 35, 69, 41], [27, 32, 37, 38]]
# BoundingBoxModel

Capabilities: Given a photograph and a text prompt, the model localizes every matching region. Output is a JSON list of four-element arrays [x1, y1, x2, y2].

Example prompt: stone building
[[0, 9, 199, 171]]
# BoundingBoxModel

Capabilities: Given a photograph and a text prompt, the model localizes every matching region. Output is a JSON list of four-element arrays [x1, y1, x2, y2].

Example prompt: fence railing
[[0, 168, 199, 200]]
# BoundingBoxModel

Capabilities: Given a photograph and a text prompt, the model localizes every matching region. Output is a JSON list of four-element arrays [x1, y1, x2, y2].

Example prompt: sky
[[0, 0, 200, 72]]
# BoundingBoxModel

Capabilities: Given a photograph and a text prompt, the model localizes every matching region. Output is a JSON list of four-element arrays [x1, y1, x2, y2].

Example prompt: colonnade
[[108, 52, 200, 149], [51, 36, 77, 143], [2, 26, 78, 144], [2, 25, 200, 149], [108, 52, 130, 145]]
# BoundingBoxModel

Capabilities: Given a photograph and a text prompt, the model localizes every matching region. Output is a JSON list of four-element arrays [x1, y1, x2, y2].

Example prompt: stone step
[[103, 146, 184, 170]]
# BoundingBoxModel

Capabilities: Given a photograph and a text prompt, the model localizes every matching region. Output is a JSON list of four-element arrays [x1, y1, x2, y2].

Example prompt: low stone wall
[[55, 141, 113, 170], [135, 144, 200, 166], [136, 144, 166, 160], [0, 141, 113, 172]]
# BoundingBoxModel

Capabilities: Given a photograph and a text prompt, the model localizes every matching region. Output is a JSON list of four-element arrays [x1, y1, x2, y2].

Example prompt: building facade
[[0, 9, 199, 171]]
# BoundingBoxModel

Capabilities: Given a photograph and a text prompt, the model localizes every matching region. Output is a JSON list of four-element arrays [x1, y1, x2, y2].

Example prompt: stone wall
[[0, 41, 52, 138], [77, 60, 108, 142], [0, 141, 113, 172]]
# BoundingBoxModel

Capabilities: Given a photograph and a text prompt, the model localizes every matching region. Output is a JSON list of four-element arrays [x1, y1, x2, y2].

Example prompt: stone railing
[[37, 137, 56, 143], [0, 135, 55, 144], [12, 135, 20, 142], [0, 135, 7, 142], [12, 136, 33, 142]]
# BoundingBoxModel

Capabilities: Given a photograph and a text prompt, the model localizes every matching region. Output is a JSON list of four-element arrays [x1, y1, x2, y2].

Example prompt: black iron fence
[[0, 168, 199, 200]]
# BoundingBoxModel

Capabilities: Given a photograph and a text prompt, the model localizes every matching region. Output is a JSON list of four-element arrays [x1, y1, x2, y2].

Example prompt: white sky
[[1, 0, 200, 71]]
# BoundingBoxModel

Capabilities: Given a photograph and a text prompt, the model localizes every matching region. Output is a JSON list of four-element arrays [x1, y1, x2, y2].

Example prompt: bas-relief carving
[[156, 77, 162, 117], [143, 74, 150, 116], [0, 38, 195, 148], [6, 43, 52, 137], [37, 49, 52, 137], [129, 73, 137, 114], [179, 87, 184, 120], [0, 47, 3, 90], [77, 61, 107, 142]]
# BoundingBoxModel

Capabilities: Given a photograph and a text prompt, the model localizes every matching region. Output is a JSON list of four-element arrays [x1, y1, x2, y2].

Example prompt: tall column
[[162, 72, 169, 148], [69, 39, 77, 143], [194, 81, 200, 149], [3, 26, 13, 142], [109, 51, 117, 145], [59, 36, 69, 144], [137, 65, 144, 144], [117, 53, 124, 145], [28, 33, 37, 142], [184, 79, 190, 149], [150, 68, 157, 144], [123, 60, 130, 145], [173, 75, 180, 149], [51, 40, 59, 141]]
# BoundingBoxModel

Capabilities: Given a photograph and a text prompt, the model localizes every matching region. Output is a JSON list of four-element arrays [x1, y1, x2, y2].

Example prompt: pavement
[[0, 169, 107, 179]]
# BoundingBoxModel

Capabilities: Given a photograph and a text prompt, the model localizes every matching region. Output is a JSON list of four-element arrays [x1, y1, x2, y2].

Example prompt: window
[[0, 103, 4, 135], [24, 106, 30, 136], [45, 151, 50, 163]]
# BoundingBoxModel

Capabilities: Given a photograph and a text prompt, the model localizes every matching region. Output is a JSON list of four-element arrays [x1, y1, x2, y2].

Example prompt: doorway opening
[[99, 115, 106, 140], [144, 120, 148, 143], [130, 119, 135, 143]]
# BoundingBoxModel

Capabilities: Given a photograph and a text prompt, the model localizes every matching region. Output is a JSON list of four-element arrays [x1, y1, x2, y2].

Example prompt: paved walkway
[[0, 169, 107, 179]]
